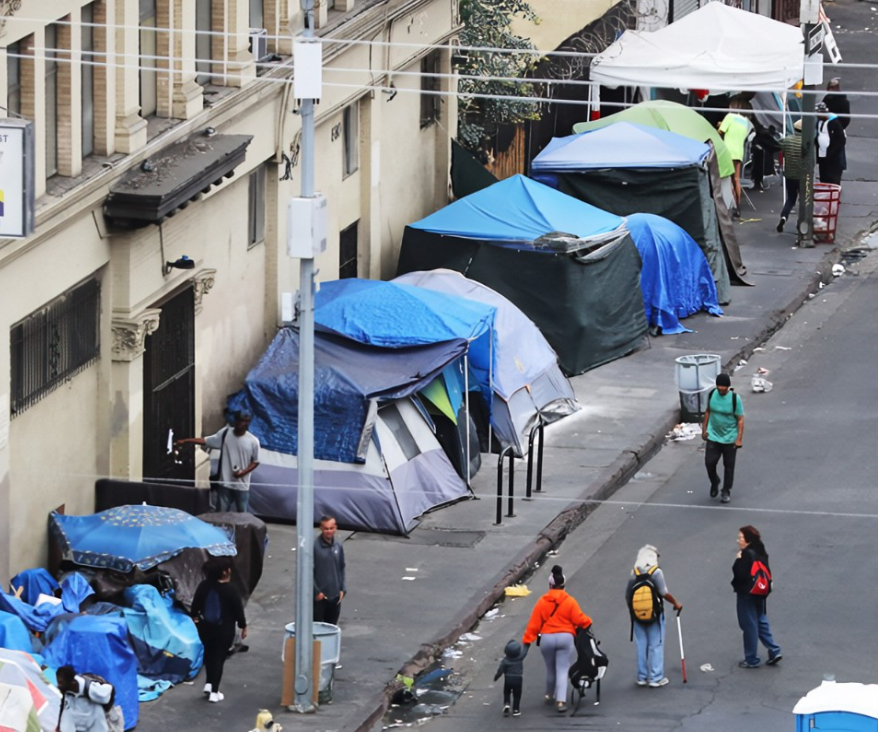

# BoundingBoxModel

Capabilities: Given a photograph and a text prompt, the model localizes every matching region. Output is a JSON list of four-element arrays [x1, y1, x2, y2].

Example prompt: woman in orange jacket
[[522, 565, 592, 713]]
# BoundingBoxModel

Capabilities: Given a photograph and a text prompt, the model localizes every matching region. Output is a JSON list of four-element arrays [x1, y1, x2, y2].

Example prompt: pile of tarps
[[626, 213, 722, 334], [0, 570, 94, 633], [530, 123, 745, 304], [393, 269, 578, 455], [230, 326, 474, 534], [397, 174, 647, 375]]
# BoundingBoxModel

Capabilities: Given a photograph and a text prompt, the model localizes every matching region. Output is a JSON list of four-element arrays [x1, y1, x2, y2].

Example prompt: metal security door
[[142, 287, 195, 484]]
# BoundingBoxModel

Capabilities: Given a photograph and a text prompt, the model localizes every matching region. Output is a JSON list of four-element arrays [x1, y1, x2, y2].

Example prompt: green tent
[[572, 100, 735, 179]]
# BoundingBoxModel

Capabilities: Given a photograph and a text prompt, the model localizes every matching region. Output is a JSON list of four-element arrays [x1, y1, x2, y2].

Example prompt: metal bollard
[[525, 418, 545, 499], [495, 445, 516, 524]]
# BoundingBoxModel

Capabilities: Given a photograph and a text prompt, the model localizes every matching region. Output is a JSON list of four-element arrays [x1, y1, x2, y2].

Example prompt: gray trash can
[[675, 354, 721, 422], [283, 622, 341, 704]]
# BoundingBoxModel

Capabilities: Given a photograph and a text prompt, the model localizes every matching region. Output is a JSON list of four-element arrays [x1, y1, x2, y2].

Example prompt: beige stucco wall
[[510, 0, 621, 50]]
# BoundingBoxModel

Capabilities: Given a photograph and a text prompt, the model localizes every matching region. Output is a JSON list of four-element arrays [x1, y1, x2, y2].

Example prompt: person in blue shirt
[[701, 373, 744, 503]]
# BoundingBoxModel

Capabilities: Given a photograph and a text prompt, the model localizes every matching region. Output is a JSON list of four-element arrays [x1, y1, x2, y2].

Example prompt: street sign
[[808, 24, 825, 54], [0, 119, 35, 239]]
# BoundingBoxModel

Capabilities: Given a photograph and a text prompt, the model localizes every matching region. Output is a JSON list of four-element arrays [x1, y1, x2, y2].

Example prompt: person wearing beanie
[[815, 101, 846, 185], [493, 638, 529, 717], [522, 565, 592, 713], [822, 77, 850, 130], [702, 373, 744, 503]]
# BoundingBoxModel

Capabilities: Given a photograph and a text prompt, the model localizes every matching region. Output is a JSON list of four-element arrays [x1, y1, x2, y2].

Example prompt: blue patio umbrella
[[48, 505, 236, 573]]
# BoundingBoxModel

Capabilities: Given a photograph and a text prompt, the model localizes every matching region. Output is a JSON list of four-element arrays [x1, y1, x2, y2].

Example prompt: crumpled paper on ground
[[504, 585, 531, 597], [667, 423, 702, 441]]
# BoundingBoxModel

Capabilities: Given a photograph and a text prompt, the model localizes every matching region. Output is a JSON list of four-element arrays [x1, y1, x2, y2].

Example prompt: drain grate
[[351, 527, 485, 548]]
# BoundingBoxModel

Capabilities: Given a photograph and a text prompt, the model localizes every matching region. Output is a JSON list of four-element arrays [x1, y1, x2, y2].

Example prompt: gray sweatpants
[[539, 632, 575, 702]]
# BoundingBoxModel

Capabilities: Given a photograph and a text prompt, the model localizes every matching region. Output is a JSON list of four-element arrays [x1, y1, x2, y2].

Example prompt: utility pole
[[288, 0, 325, 713], [798, 0, 823, 248]]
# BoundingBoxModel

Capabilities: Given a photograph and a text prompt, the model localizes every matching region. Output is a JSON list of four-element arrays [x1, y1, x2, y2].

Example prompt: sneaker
[[503, 705, 511, 717], [767, 653, 783, 666], [738, 660, 761, 669], [512, 710, 522, 717], [202, 683, 212, 696], [710, 481, 720, 498], [556, 702, 567, 713], [776, 216, 786, 233], [544, 695, 553, 705], [721, 490, 731, 504], [648, 678, 669, 688], [636, 679, 648, 687], [208, 692, 224, 703]]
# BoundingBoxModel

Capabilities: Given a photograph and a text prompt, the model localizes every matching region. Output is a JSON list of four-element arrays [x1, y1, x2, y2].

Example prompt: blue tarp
[[42, 614, 139, 729], [315, 278, 498, 420], [408, 174, 623, 243], [0, 609, 33, 652], [626, 213, 723, 334], [9, 569, 58, 605], [230, 327, 467, 463], [120, 585, 203, 699], [531, 122, 711, 173]]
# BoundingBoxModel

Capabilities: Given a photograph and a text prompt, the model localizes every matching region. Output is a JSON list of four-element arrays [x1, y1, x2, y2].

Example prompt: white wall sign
[[0, 119, 36, 239]]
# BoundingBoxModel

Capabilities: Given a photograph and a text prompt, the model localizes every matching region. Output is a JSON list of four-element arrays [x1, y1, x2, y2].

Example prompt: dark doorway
[[339, 221, 359, 279], [143, 286, 196, 484]]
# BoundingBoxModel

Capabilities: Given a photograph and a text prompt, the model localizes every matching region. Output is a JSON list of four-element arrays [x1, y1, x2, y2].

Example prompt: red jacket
[[522, 589, 592, 644]]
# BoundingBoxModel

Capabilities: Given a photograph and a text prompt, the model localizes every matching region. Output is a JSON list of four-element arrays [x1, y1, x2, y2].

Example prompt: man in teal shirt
[[702, 373, 744, 504]]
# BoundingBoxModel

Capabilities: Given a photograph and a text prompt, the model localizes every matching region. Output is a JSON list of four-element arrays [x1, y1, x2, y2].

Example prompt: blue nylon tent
[[626, 213, 722, 334], [409, 173, 625, 243], [531, 122, 711, 172]]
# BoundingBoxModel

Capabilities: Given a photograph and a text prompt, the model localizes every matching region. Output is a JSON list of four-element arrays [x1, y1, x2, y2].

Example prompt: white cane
[[676, 609, 687, 683]]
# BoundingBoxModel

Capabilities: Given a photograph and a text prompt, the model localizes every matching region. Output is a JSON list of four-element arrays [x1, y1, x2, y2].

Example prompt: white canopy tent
[[590, 3, 804, 94]]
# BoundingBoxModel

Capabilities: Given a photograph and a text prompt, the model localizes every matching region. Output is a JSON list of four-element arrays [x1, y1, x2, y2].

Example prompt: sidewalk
[[135, 185, 876, 732]]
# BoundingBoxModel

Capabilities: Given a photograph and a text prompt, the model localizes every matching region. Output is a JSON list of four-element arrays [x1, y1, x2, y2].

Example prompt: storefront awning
[[104, 133, 253, 228]]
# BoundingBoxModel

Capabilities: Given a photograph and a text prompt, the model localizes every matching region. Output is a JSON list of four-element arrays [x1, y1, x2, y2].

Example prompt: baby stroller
[[568, 626, 608, 715]]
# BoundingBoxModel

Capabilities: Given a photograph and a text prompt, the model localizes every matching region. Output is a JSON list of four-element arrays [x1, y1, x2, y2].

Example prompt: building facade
[[0, 0, 458, 582]]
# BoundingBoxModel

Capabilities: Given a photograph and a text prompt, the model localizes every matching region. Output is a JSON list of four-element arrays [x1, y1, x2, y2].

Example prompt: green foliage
[[457, 0, 542, 156]]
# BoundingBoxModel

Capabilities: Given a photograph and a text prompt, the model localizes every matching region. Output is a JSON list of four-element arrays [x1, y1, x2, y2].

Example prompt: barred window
[[11, 279, 101, 416]]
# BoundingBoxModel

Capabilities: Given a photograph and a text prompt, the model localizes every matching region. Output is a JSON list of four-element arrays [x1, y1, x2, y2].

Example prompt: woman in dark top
[[732, 526, 781, 668], [191, 555, 247, 702]]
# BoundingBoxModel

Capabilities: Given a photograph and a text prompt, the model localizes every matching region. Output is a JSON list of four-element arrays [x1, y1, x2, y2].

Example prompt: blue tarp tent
[[626, 213, 722, 334], [397, 175, 647, 375], [531, 122, 711, 173], [230, 328, 472, 534], [42, 614, 139, 729], [0, 610, 33, 652]]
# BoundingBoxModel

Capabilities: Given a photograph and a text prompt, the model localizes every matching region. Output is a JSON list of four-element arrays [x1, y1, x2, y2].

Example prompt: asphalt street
[[423, 252, 878, 732]]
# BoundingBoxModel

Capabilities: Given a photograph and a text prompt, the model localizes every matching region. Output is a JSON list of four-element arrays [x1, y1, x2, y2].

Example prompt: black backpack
[[569, 627, 609, 690]]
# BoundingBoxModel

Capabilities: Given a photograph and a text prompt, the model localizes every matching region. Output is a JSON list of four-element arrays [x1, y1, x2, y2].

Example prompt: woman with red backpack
[[732, 526, 781, 669]]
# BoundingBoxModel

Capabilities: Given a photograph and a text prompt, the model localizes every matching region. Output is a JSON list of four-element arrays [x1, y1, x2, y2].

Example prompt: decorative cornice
[[111, 309, 162, 362], [192, 268, 217, 315]]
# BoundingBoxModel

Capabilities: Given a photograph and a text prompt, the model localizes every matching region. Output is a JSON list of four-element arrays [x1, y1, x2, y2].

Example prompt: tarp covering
[[8, 571, 58, 607], [399, 176, 647, 375], [626, 213, 722, 334], [394, 270, 578, 455], [120, 586, 202, 694], [230, 327, 466, 464], [410, 174, 624, 243], [42, 615, 139, 729], [590, 3, 804, 93], [571, 100, 735, 178], [532, 123, 710, 171], [0, 611, 33, 653]]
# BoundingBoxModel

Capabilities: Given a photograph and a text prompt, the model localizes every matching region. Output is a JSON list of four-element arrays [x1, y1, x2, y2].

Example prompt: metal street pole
[[798, 0, 822, 248], [290, 0, 321, 713]]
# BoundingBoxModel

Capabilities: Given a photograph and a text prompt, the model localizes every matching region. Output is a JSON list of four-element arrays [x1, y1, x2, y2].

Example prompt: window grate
[[11, 278, 101, 416]]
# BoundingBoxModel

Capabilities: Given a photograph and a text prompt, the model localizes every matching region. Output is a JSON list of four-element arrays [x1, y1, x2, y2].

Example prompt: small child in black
[[494, 639, 528, 716]]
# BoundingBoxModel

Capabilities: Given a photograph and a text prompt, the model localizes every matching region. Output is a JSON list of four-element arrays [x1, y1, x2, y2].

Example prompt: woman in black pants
[[191, 556, 247, 703]]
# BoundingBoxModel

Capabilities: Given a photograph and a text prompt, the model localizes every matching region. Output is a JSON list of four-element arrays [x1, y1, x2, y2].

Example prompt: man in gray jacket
[[314, 515, 346, 625]]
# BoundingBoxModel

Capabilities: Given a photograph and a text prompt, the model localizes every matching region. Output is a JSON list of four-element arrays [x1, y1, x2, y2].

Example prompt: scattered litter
[[547, 549, 559, 556], [442, 648, 463, 659], [406, 568, 419, 572], [751, 376, 773, 393], [832, 263, 845, 277], [753, 347, 765, 352], [667, 423, 701, 441], [808, 293, 816, 299], [756, 367, 770, 375], [459, 633, 482, 642], [738, 359, 747, 366], [700, 663, 715, 672], [402, 576, 417, 581], [484, 608, 500, 620], [504, 584, 531, 597], [775, 346, 791, 351], [819, 281, 825, 289]]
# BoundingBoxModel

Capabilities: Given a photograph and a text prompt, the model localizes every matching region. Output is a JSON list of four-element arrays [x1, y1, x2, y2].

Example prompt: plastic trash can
[[813, 183, 841, 243], [675, 354, 721, 423], [283, 622, 341, 703]]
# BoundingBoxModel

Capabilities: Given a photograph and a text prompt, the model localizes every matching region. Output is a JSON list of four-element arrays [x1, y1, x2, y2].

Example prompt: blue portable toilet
[[793, 680, 878, 731]]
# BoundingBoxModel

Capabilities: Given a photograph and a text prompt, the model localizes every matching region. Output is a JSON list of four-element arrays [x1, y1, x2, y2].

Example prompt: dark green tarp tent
[[397, 175, 647, 375]]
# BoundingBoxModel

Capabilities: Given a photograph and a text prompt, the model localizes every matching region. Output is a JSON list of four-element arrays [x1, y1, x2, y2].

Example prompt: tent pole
[[487, 335, 493, 457], [464, 354, 471, 486]]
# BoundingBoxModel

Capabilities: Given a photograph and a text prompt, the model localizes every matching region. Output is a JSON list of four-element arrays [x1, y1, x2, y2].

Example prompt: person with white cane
[[626, 545, 683, 688]]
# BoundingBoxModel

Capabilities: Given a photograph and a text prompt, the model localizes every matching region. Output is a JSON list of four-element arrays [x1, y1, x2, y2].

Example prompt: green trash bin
[[675, 354, 721, 423]]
